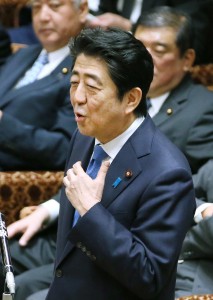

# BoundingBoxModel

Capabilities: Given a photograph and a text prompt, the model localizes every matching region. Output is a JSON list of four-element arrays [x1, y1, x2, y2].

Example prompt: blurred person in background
[[134, 6, 213, 174], [0, 0, 88, 171]]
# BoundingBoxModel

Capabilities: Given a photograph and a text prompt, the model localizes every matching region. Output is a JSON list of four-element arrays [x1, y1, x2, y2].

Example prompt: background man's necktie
[[15, 51, 49, 88], [72, 144, 108, 226]]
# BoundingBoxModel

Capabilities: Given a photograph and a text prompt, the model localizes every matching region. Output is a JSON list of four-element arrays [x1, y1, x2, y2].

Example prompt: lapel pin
[[112, 177, 122, 188], [166, 108, 173, 115], [62, 67, 69, 74], [125, 170, 133, 178]]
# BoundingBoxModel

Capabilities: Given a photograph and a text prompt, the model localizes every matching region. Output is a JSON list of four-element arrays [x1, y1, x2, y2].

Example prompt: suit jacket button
[[55, 269, 63, 278]]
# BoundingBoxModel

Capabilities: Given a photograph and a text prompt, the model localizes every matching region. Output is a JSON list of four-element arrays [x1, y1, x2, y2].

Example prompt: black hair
[[69, 27, 154, 116]]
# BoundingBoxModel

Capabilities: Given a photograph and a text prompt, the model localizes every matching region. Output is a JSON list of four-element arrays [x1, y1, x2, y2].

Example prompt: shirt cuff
[[40, 199, 59, 225], [194, 203, 212, 223]]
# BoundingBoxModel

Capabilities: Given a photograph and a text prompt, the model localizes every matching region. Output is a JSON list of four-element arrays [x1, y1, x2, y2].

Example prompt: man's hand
[[202, 204, 213, 218], [63, 160, 110, 217], [19, 206, 38, 219], [7, 205, 50, 246]]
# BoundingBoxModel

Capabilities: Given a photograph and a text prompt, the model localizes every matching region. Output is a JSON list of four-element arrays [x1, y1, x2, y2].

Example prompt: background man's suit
[[0, 45, 76, 171], [152, 76, 213, 174], [47, 116, 195, 300], [176, 216, 213, 296], [175, 159, 213, 296]]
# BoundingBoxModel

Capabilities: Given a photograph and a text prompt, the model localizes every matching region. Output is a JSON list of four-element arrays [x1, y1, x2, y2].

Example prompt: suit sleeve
[[0, 93, 76, 170]]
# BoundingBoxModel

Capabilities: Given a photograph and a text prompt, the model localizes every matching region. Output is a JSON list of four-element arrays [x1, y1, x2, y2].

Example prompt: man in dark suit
[[134, 6, 213, 174], [6, 7, 213, 299], [41, 27, 195, 300], [88, 0, 212, 64], [0, 0, 88, 171]]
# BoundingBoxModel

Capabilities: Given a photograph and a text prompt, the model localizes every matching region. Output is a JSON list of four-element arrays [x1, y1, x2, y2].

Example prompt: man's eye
[[49, 3, 61, 9], [32, 3, 41, 9]]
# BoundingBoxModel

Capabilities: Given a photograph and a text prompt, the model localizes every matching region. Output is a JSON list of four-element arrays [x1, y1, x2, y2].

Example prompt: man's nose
[[74, 84, 86, 103], [39, 4, 52, 21]]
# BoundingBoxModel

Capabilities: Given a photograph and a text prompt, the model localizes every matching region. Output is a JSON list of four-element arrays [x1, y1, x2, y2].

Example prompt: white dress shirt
[[148, 92, 170, 118]]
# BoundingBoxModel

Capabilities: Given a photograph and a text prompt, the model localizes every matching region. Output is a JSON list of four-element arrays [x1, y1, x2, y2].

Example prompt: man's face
[[135, 26, 189, 98], [70, 54, 136, 144], [32, 0, 88, 51]]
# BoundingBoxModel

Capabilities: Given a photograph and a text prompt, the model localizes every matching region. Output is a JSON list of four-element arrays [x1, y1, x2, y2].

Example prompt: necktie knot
[[38, 51, 49, 65], [92, 144, 108, 162], [86, 145, 108, 179]]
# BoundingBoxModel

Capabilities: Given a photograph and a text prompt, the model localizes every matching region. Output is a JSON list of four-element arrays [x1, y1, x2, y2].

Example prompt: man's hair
[[134, 6, 193, 57], [69, 27, 154, 116]]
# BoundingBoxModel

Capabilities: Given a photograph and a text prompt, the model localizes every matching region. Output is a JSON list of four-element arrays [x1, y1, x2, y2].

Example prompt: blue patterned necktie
[[15, 51, 49, 88], [72, 144, 108, 226]]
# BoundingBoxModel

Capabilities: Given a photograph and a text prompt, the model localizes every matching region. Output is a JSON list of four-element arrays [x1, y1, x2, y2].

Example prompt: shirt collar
[[95, 117, 144, 162], [149, 92, 170, 117], [42, 45, 70, 63]]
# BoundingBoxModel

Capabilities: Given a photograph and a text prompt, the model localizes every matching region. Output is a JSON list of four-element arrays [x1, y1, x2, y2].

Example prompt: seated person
[[0, 0, 88, 171], [134, 6, 213, 174], [88, 0, 213, 64]]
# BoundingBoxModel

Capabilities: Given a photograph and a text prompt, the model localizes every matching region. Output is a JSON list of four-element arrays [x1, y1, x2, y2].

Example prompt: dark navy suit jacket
[[0, 45, 76, 171], [47, 116, 196, 300]]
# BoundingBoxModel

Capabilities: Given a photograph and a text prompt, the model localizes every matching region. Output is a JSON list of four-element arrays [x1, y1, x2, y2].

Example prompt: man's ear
[[79, 0, 89, 24], [183, 48, 196, 72], [125, 87, 142, 114]]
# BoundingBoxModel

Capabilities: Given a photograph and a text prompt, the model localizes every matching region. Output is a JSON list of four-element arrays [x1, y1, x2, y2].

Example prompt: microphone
[[0, 213, 15, 296]]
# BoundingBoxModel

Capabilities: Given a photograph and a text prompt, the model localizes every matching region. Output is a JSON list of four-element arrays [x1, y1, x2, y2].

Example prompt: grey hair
[[135, 6, 193, 57]]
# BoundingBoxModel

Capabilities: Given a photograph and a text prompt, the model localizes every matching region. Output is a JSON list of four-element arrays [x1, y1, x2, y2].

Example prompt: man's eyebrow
[[71, 70, 103, 86]]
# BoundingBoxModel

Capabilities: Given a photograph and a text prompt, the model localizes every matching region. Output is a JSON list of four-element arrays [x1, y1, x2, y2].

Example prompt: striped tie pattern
[[15, 51, 49, 88]]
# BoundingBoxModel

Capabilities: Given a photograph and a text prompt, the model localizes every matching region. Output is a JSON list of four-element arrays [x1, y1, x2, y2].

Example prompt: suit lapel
[[0, 48, 71, 108], [101, 116, 155, 207], [153, 76, 192, 127], [0, 45, 42, 100], [57, 137, 95, 264]]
